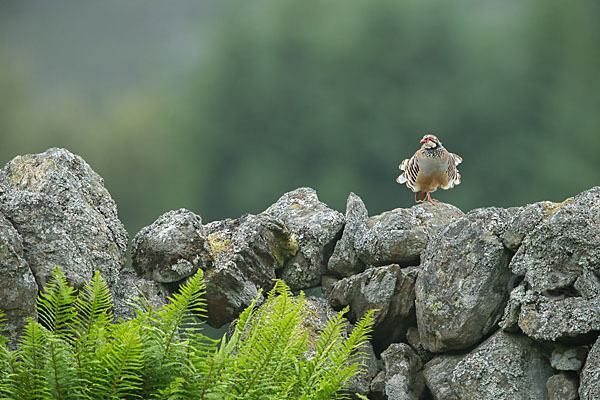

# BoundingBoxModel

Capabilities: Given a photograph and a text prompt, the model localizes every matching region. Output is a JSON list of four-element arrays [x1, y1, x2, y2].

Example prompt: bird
[[396, 134, 462, 203]]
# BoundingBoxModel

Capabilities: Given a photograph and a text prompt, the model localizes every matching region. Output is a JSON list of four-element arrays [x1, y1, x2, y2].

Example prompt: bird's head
[[420, 134, 441, 149]]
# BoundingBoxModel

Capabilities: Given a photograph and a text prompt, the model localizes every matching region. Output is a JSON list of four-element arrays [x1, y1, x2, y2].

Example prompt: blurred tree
[[1, 0, 599, 234], [182, 0, 600, 221]]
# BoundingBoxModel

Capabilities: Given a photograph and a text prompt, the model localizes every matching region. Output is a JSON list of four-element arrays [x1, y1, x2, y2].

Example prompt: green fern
[[0, 267, 375, 400], [0, 309, 14, 399], [141, 268, 211, 396], [74, 270, 113, 338], [13, 319, 52, 399], [37, 266, 78, 339], [97, 321, 144, 400]]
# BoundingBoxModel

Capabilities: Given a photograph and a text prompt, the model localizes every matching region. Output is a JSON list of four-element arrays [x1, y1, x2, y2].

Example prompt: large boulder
[[356, 202, 464, 266], [326, 264, 417, 352], [579, 336, 600, 400], [327, 193, 368, 277], [131, 208, 212, 283], [509, 188, 600, 294], [500, 189, 600, 344], [0, 210, 37, 348], [415, 208, 513, 352], [264, 188, 344, 290], [0, 148, 128, 288], [202, 213, 298, 327], [429, 331, 554, 400]]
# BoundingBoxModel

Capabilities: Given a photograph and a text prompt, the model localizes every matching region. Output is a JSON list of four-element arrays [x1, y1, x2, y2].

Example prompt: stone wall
[[0, 148, 598, 399]]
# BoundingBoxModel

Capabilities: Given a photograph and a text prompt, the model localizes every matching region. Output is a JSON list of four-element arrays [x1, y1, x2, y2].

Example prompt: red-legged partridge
[[396, 134, 462, 203]]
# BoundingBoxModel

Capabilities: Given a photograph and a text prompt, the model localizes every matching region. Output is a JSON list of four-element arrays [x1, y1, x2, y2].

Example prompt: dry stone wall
[[0, 148, 598, 399]]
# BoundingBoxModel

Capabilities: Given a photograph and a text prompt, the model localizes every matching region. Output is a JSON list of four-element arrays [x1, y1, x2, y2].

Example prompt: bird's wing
[[397, 153, 419, 191], [446, 153, 461, 187], [451, 153, 462, 166]]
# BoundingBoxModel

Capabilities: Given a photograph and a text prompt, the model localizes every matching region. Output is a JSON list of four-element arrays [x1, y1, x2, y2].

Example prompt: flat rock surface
[[518, 297, 600, 342], [416, 211, 512, 352], [451, 331, 553, 400], [356, 202, 464, 266]]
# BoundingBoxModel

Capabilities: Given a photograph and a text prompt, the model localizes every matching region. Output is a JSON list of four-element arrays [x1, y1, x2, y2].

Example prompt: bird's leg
[[426, 192, 439, 203]]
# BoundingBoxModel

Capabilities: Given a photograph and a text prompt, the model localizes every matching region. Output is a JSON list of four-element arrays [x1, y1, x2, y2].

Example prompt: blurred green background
[[1, 0, 599, 236]]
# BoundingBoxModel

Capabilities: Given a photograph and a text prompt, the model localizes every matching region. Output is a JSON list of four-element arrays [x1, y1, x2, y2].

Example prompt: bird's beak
[[420, 138, 428, 143]]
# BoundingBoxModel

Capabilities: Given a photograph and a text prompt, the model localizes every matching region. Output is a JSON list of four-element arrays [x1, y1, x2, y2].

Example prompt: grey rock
[[503, 202, 553, 250], [451, 331, 553, 400], [416, 212, 513, 352], [370, 371, 387, 400], [380, 343, 425, 400], [580, 336, 600, 400], [265, 187, 344, 290], [356, 202, 464, 266], [499, 280, 528, 332], [0, 148, 128, 288], [518, 297, 600, 342], [466, 206, 520, 238], [320, 275, 338, 299], [131, 208, 211, 283], [406, 326, 434, 363], [327, 192, 368, 277], [203, 213, 298, 327], [423, 354, 464, 400], [550, 345, 588, 371], [574, 266, 600, 300], [509, 188, 600, 293], [111, 267, 171, 322], [326, 264, 418, 352], [547, 373, 579, 400], [0, 211, 37, 348]]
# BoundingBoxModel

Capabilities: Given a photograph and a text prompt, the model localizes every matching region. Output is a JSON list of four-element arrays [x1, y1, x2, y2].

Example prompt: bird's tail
[[415, 191, 427, 202]]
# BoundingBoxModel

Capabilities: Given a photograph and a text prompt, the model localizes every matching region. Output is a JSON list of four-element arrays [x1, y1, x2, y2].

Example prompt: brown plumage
[[396, 134, 462, 202]]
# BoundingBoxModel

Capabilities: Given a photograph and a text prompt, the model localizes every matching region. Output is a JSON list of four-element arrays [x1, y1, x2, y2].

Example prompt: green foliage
[[3, 1, 600, 235], [0, 268, 374, 399]]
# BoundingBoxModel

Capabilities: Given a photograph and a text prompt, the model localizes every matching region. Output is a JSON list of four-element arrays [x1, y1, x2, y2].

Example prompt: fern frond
[[0, 309, 14, 398], [13, 319, 52, 399], [37, 266, 77, 339], [230, 280, 308, 399], [74, 270, 113, 338], [311, 309, 376, 400], [141, 269, 208, 396], [46, 335, 78, 400], [97, 321, 144, 400], [156, 268, 207, 355]]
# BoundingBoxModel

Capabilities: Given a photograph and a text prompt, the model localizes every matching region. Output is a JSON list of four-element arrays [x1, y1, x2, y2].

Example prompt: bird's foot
[[425, 192, 439, 203]]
